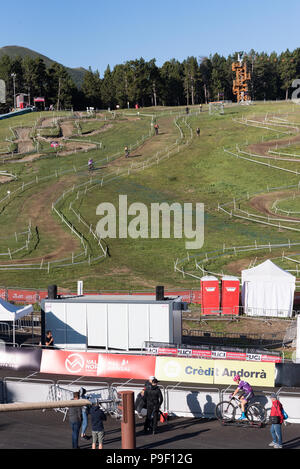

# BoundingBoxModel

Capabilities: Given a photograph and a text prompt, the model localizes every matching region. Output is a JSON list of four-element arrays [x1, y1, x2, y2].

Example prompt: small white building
[[41, 294, 184, 351]]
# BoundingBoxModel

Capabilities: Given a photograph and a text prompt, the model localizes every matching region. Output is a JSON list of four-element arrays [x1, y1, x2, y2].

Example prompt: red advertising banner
[[40, 349, 156, 379], [145, 347, 282, 363], [40, 349, 99, 376], [97, 353, 156, 379], [7, 289, 37, 303], [2, 287, 202, 304], [38, 291, 49, 301], [0, 346, 42, 371]]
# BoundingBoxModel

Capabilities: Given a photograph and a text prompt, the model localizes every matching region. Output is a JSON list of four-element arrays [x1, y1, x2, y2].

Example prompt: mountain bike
[[215, 395, 267, 424]]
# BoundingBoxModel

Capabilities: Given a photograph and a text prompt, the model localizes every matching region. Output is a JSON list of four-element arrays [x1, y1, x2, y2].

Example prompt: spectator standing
[[68, 392, 82, 449], [135, 388, 146, 418], [45, 330, 54, 347], [154, 123, 159, 135], [196, 127, 200, 137], [79, 388, 90, 440], [90, 403, 107, 449], [144, 378, 163, 435], [144, 376, 155, 391], [269, 393, 284, 449]]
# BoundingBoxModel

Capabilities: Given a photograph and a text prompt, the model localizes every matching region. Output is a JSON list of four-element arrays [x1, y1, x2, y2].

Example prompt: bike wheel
[[246, 403, 267, 423], [215, 401, 236, 422]]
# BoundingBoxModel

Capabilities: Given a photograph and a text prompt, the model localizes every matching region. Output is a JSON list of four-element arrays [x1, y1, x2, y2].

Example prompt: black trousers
[[144, 405, 159, 432]]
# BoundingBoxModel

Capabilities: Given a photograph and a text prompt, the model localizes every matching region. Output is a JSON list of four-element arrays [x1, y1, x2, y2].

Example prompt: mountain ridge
[[0, 45, 87, 87]]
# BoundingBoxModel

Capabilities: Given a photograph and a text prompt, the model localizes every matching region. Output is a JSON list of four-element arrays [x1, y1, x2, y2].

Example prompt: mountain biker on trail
[[231, 375, 254, 420]]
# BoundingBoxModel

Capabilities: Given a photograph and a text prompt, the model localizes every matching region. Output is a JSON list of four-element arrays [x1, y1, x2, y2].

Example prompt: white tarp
[[0, 298, 33, 321], [241, 259, 295, 317]]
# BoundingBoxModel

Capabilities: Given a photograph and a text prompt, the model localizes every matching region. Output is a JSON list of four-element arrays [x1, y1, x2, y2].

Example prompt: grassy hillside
[[0, 102, 300, 292], [0, 45, 86, 87]]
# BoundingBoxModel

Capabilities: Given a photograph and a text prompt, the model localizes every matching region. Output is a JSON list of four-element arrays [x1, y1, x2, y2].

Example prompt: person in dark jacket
[[135, 389, 146, 417], [144, 378, 163, 434], [68, 392, 82, 449], [144, 376, 155, 391], [90, 403, 107, 449]]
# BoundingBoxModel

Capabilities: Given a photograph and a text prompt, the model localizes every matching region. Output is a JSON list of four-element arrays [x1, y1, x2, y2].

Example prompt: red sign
[[7, 289, 37, 303], [0, 289, 6, 300], [97, 353, 156, 379], [40, 350, 156, 379], [145, 347, 281, 363], [40, 349, 99, 376]]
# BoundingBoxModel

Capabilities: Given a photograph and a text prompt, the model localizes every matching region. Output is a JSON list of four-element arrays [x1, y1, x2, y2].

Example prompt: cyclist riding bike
[[231, 375, 254, 420]]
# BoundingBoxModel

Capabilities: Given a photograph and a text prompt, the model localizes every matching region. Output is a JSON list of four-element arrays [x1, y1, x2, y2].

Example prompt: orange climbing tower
[[232, 55, 251, 103]]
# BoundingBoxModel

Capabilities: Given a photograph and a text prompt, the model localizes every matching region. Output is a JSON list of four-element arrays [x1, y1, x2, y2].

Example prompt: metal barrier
[[2, 374, 300, 423], [165, 385, 220, 418], [0, 322, 11, 337], [3, 376, 55, 404], [46, 384, 74, 420], [56, 379, 118, 418]]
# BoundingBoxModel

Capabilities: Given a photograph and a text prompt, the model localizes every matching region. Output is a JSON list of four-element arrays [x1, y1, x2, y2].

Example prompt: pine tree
[[82, 67, 102, 109]]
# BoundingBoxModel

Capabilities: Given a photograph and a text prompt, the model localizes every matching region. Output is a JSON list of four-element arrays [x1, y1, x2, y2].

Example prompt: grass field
[[1, 102, 300, 292]]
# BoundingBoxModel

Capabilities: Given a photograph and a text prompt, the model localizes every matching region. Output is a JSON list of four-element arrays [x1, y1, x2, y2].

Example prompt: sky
[[1, 0, 300, 76]]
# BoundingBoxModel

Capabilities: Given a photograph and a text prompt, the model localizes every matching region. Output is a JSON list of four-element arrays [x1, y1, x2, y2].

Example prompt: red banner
[[2, 287, 202, 304], [145, 347, 281, 363], [40, 349, 156, 379], [0, 288, 6, 300], [40, 350, 99, 376], [7, 289, 37, 303], [97, 353, 156, 379]]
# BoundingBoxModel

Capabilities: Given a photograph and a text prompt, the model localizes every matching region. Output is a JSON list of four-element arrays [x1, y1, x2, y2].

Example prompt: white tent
[[0, 298, 33, 343], [241, 259, 295, 317]]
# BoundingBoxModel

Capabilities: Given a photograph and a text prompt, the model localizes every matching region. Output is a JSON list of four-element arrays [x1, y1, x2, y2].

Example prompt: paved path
[[0, 407, 299, 450]]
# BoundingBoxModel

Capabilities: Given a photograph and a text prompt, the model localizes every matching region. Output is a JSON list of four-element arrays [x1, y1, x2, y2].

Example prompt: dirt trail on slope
[[14, 127, 35, 154], [0, 177, 79, 265], [0, 175, 14, 183], [248, 190, 300, 220], [244, 124, 300, 220], [0, 114, 177, 264], [248, 133, 300, 156]]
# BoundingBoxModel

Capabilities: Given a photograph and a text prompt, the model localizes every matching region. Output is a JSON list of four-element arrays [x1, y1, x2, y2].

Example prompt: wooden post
[[120, 391, 136, 449]]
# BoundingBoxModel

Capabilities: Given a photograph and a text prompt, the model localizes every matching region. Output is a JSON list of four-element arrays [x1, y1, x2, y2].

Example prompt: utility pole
[[11, 73, 16, 110], [57, 77, 61, 111]]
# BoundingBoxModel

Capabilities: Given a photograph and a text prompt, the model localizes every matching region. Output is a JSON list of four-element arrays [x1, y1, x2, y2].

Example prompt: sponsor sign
[[155, 357, 275, 387], [145, 347, 281, 363], [0, 346, 42, 371], [40, 350, 156, 379], [155, 357, 214, 384], [97, 354, 156, 379], [40, 350, 99, 376], [0, 289, 6, 300], [3, 287, 202, 304], [7, 289, 37, 304], [214, 360, 275, 387]]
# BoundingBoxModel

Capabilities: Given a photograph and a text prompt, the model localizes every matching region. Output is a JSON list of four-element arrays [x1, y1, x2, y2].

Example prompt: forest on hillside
[[0, 48, 299, 112]]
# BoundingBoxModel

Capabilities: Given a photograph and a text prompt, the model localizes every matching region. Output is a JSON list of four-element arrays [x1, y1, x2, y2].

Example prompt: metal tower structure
[[232, 54, 251, 103]]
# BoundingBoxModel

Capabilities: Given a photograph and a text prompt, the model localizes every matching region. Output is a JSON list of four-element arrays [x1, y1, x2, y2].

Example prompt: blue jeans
[[271, 423, 282, 446], [71, 421, 81, 448], [81, 410, 88, 435]]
